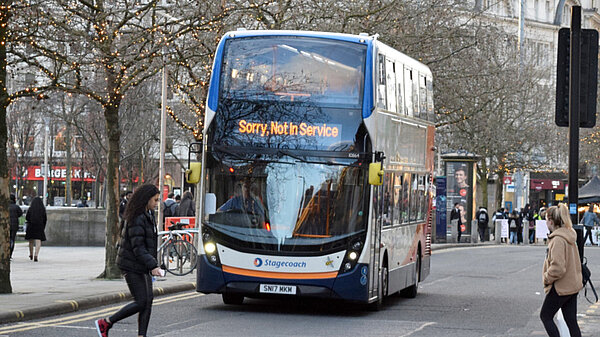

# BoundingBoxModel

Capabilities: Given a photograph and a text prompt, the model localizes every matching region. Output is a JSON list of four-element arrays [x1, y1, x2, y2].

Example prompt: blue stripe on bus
[[331, 263, 369, 302], [207, 37, 228, 112], [196, 255, 226, 293], [362, 42, 375, 119]]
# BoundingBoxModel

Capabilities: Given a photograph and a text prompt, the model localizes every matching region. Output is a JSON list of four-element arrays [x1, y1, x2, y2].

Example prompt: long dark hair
[[124, 184, 160, 225], [28, 196, 46, 219]]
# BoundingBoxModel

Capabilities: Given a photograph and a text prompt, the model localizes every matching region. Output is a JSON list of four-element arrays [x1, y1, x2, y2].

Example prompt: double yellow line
[[0, 292, 204, 334]]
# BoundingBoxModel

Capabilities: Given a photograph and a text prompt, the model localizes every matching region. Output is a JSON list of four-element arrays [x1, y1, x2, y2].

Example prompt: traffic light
[[555, 28, 598, 128]]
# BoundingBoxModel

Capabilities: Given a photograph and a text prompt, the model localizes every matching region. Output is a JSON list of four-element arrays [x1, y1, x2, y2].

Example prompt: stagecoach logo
[[253, 257, 307, 269], [325, 257, 335, 268]]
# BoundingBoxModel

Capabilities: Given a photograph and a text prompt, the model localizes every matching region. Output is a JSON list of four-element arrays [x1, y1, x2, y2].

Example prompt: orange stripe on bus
[[222, 265, 338, 279]]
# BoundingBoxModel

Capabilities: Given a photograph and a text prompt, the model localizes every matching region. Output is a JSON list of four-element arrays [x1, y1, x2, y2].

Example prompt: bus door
[[369, 183, 384, 300]]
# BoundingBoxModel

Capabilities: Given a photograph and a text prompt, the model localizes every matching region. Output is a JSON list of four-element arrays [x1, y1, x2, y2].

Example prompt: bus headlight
[[339, 238, 365, 274], [202, 229, 221, 266], [204, 242, 216, 254]]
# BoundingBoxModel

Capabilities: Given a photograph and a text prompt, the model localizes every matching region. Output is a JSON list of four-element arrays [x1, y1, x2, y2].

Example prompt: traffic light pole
[[568, 6, 584, 261]]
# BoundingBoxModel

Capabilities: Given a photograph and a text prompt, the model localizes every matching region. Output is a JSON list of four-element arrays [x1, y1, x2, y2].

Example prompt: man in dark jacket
[[162, 192, 178, 223], [9, 194, 23, 259], [476, 207, 489, 242], [450, 202, 463, 243], [119, 191, 132, 219]]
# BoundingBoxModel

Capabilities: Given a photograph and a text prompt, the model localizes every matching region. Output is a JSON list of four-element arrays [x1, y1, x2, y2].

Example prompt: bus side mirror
[[186, 162, 201, 184], [369, 162, 383, 186]]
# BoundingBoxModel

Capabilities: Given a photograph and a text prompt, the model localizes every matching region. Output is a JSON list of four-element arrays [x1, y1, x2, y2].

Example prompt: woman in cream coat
[[540, 203, 582, 337]]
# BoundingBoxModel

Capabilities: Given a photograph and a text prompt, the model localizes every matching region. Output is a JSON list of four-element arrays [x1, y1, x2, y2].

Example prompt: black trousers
[[478, 227, 486, 241], [584, 227, 596, 245], [9, 228, 17, 258], [109, 272, 153, 336], [540, 286, 581, 337]]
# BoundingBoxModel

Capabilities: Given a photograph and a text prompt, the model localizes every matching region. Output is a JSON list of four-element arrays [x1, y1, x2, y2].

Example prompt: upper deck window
[[220, 36, 366, 108]]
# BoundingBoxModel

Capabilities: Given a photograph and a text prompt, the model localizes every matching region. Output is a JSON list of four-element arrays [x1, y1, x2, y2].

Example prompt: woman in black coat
[[95, 184, 162, 337], [25, 196, 46, 262], [175, 190, 195, 217]]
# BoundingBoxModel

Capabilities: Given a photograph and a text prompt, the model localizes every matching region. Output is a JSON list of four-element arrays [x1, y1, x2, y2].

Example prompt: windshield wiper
[[278, 149, 358, 167], [212, 146, 293, 165]]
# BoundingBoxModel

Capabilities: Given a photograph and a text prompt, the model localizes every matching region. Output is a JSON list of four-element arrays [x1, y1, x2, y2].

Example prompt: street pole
[[158, 49, 167, 231], [43, 118, 49, 206], [13, 143, 19, 199], [518, 0, 525, 74], [568, 7, 584, 261]]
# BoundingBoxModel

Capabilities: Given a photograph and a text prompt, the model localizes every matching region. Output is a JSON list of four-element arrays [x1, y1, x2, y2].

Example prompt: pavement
[[1, 240, 599, 336], [0, 243, 196, 325]]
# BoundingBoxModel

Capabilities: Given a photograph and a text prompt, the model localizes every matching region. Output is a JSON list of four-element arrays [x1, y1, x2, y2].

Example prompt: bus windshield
[[220, 36, 366, 108], [203, 150, 369, 252]]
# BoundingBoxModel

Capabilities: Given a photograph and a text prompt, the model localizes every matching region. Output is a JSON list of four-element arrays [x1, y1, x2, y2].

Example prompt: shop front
[[529, 173, 567, 210], [14, 165, 97, 206]]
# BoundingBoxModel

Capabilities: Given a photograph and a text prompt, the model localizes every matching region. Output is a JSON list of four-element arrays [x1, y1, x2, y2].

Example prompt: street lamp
[[13, 142, 19, 198]]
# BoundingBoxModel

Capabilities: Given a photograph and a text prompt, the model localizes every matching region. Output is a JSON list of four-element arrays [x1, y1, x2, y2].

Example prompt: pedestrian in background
[[25, 196, 46, 262], [119, 190, 132, 219], [176, 190, 195, 217], [9, 194, 23, 259], [476, 206, 489, 241], [450, 202, 462, 243], [517, 208, 525, 244], [492, 208, 505, 242], [539, 203, 582, 337], [530, 209, 542, 244], [95, 184, 163, 337], [508, 211, 518, 244], [162, 192, 178, 223], [580, 204, 599, 245]]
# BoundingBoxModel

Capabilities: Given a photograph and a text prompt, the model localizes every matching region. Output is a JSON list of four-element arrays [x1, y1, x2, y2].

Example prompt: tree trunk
[[480, 159, 488, 210], [495, 171, 505, 211], [101, 81, 122, 279], [0, 0, 12, 293]]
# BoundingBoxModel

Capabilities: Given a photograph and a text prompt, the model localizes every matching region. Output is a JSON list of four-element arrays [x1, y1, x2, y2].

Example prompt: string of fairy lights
[[4, 0, 246, 143]]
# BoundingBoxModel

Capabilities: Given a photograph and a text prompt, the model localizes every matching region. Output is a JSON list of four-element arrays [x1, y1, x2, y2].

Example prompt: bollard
[[523, 220, 529, 246], [495, 220, 502, 244], [471, 219, 479, 243], [450, 219, 458, 243]]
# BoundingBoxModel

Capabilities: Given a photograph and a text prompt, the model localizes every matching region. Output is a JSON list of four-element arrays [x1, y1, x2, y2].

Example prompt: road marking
[[397, 322, 436, 337], [0, 291, 203, 334]]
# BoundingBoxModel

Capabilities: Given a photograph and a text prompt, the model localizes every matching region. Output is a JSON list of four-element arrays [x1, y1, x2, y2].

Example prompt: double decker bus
[[194, 30, 435, 307]]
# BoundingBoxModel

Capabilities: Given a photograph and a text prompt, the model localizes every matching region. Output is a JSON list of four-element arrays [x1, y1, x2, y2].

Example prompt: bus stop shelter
[[579, 176, 600, 203]]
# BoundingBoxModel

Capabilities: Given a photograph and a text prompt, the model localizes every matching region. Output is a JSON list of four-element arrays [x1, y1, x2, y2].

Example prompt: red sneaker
[[95, 318, 111, 337]]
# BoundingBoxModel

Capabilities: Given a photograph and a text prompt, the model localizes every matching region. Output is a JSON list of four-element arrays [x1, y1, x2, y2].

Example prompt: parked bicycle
[[158, 223, 198, 276]]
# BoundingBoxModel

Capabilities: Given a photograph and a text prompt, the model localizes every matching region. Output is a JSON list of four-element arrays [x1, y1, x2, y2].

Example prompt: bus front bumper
[[196, 254, 369, 302]]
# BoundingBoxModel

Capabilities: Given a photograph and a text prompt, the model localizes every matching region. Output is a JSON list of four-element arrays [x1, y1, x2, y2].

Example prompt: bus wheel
[[222, 293, 244, 305], [400, 251, 420, 298]]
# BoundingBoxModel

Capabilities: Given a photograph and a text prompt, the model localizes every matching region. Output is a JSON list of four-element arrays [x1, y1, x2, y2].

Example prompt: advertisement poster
[[435, 177, 447, 241], [445, 161, 473, 236]]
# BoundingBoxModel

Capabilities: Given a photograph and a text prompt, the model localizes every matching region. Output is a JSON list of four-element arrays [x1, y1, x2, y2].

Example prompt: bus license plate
[[260, 284, 297, 295]]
